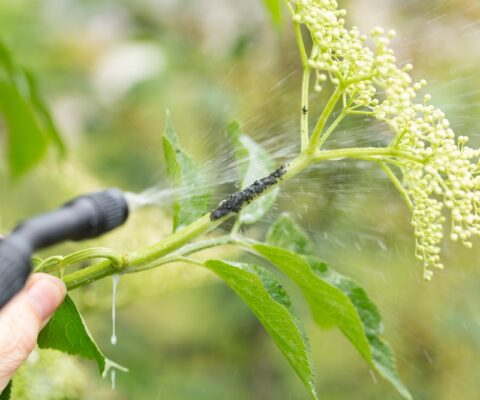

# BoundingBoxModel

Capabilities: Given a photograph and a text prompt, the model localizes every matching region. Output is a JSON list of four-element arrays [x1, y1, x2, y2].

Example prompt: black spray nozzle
[[0, 188, 129, 309]]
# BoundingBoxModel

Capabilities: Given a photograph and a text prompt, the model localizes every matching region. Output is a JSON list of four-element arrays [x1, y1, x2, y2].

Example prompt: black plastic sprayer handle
[[0, 188, 129, 310]]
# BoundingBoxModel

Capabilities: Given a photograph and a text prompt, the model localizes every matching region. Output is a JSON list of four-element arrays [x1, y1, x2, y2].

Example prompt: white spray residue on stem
[[111, 274, 120, 345], [102, 359, 129, 390], [110, 274, 120, 390], [111, 369, 116, 390]]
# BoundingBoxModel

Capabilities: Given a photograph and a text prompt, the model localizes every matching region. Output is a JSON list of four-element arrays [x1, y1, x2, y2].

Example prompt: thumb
[[0, 273, 66, 392]]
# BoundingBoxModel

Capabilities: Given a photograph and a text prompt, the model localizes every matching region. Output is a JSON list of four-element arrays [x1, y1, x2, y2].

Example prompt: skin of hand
[[0, 273, 66, 392]]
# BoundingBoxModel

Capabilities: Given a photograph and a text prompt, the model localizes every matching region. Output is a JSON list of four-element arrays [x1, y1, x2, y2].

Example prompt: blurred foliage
[[1, 0, 480, 399], [163, 111, 210, 231], [262, 0, 284, 27], [12, 349, 115, 400], [0, 41, 64, 178]]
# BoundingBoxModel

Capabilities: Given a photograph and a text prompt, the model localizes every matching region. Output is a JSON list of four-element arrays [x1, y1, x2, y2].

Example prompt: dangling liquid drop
[[111, 274, 120, 346], [111, 369, 116, 390]]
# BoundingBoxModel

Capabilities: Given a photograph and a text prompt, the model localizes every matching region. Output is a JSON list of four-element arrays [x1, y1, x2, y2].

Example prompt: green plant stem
[[36, 248, 123, 273], [348, 110, 374, 116], [126, 214, 222, 267], [317, 110, 347, 148], [291, 4, 311, 152], [344, 74, 375, 86], [292, 12, 308, 67], [63, 259, 116, 290], [314, 147, 425, 164], [309, 85, 344, 150], [301, 68, 311, 151], [171, 256, 205, 268], [62, 145, 423, 291], [379, 162, 413, 209], [64, 214, 225, 290], [125, 236, 240, 273]]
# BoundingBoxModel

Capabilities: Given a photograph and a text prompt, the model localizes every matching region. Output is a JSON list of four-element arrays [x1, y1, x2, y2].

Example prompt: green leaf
[[261, 0, 283, 27], [254, 244, 372, 357], [24, 69, 65, 156], [163, 111, 210, 231], [0, 79, 48, 178], [308, 257, 411, 399], [38, 295, 106, 374], [227, 121, 279, 225], [0, 42, 15, 79], [227, 121, 249, 179], [204, 260, 318, 399], [267, 212, 313, 255], [263, 214, 411, 399], [0, 41, 65, 178], [0, 381, 12, 400]]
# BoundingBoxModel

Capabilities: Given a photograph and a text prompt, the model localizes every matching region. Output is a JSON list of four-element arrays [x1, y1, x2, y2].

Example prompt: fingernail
[[27, 278, 66, 321]]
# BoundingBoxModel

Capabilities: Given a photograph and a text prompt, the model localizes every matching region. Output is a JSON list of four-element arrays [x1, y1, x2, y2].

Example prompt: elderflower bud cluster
[[291, 0, 480, 279]]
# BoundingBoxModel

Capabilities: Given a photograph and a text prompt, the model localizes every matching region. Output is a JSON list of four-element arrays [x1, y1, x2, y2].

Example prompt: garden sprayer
[[0, 189, 130, 310]]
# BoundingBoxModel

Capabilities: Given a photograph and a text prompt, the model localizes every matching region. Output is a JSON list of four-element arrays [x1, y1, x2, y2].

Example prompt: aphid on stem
[[210, 165, 286, 220]]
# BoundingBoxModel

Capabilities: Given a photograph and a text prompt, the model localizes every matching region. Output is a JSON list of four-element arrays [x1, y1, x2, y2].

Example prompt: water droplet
[[111, 369, 116, 390], [378, 240, 387, 251], [111, 274, 120, 346]]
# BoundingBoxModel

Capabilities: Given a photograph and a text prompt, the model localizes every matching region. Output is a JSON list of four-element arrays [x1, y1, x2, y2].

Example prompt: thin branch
[[301, 68, 311, 151], [344, 73, 375, 87], [314, 147, 424, 164], [380, 162, 413, 209], [290, 5, 309, 67], [317, 110, 348, 148], [36, 248, 123, 273], [309, 85, 344, 150], [172, 257, 205, 267], [289, 1, 311, 151], [125, 236, 239, 274], [347, 110, 374, 116]]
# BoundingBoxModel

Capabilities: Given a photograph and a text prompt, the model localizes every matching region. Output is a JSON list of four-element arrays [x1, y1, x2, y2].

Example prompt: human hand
[[0, 273, 66, 392]]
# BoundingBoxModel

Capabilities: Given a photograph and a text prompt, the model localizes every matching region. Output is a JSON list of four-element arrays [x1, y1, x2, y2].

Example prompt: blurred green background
[[1, 0, 480, 399]]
